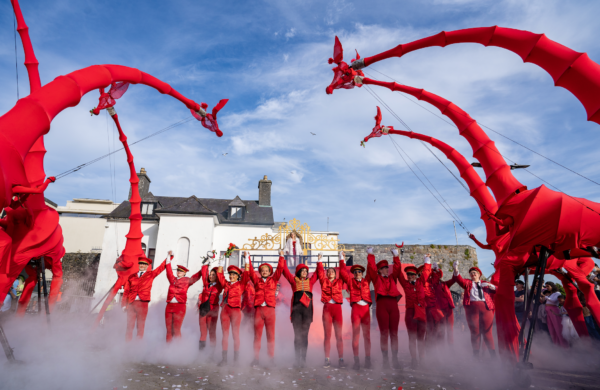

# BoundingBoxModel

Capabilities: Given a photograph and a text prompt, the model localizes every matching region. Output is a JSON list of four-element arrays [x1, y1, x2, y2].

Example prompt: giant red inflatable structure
[[0, 0, 227, 321]]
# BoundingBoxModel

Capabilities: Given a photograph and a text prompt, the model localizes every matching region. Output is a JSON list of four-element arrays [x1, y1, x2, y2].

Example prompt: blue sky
[[2, 0, 600, 276]]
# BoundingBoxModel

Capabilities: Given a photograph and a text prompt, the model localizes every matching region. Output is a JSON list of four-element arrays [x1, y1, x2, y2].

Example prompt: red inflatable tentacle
[[10, 0, 41, 93], [94, 112, 144, 326], [362, 26, 600, 125], [363, 78, 524, 206]]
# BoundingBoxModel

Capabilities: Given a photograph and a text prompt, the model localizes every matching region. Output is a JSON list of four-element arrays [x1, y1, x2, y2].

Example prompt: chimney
[[258, 175, 272, 207], [129, 167, 152, 200]]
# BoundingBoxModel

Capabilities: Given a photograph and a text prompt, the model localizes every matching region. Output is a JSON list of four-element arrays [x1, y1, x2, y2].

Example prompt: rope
[[53, 116, 193, 180], [13, 17, 19, 100]]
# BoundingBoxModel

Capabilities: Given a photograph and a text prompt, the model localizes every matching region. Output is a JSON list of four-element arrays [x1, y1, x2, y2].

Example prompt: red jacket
[[247, 256, 285, 307], [367, 254, 402, 300], [430, 269, 455, 310], [166, 263, 201, 304], [242, 282, 255, 313], [199, 264, 223, 310], [122, 258, 168, 307], [453, 273, 495, 311], [395, 257, 426, 310], [339, 260, 372, 305], [316, 262, 344, 303], [217, 267, 250, 309]]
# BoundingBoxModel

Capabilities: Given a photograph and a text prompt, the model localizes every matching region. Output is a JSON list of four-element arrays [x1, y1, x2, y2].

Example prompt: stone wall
[[340, 244, 480, 291]]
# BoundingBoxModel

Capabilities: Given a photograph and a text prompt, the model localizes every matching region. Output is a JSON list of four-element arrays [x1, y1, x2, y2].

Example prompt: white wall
[[59, 215, 107, 253]]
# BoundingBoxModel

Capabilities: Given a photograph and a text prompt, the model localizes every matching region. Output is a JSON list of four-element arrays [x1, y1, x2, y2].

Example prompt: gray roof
[[107, 193, 274, 225]]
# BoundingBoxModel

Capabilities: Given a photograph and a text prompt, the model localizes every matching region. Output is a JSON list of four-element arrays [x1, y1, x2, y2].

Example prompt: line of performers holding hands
[[120, 247, 497, 370]]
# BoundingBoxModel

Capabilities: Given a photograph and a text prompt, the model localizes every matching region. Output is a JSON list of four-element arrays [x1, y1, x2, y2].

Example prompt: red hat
[[295, 263, 309, 276], [350, 264, 365, 273], [259, 263, 273, 275], [138, 257, 150, 265], [176, 265, 189, 273], [227, 265, 243, 275], [404, 265, 418, 275], [377, 260, 389, 270], [469, 267, 483, 276]]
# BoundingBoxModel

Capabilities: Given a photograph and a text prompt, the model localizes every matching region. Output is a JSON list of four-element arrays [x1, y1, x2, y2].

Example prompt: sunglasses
[[406, 272, 417, 276], [353, 270, 363, 275]]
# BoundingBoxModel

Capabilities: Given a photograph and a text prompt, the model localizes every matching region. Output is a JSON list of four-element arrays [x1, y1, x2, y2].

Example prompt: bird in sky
[[310, 132, 316, 135], [222, 153, 228, 156], [374, 199, 376, 202]]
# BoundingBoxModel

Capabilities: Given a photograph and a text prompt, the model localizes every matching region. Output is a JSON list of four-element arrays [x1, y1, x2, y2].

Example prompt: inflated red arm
[[12, 176, 55, 195], [469, 234, 492, 250]]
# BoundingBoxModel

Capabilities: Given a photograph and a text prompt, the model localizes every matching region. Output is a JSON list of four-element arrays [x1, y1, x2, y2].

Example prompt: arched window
[[177, 237, 190, 267], [141, 243, 147, 255]]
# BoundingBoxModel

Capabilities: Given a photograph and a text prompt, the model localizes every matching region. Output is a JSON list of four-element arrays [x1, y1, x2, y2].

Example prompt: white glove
[[367, 247, 374, 255], [318, 252, 323, 262], [453, 261, 459, 271], [338, 251, 345, 261], [481, 282, 496, 290], [391, 249, 398, 257], [218, 258, 225, 267], [432, 262, 439, 270], [424, 254, 431, 264]]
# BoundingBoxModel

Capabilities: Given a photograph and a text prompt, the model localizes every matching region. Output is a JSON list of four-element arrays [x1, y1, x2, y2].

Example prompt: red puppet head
[[191, 99, 228, 137], [361, 106, 395, 147], [325, 36, 364, 95]]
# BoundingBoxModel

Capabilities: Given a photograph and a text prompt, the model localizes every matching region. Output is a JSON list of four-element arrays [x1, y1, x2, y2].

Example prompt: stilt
[[0, 323, 17, 363], [88, 282, 117, 314], [36, 260, 42, 315], [517, 268, 530, 348], [39, 256, 51, 324]]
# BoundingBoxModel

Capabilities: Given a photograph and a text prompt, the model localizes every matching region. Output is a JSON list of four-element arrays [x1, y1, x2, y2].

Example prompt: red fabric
[[396, 259, 426, 310], [350, 303, 371, 357], [242, 282, 255, 314], [253, 306, 276, 359], [552, 270, 589, 337], [199, 307, 219, 346], [325, 36, 364, 95], [165, 302, 186, 342], [122, 259, 167, 306], [465, 301, 495, 353], [191, 99, 228, 137], [405, 307, 426, 361], [221, 305, 242, 352], [292, 240, 297, 256], [166, 263, 201, 304], [376, 296, 400, 353], [316, 262, 344, 303], [322, 302, 343, 359], [217, 267, 250, 308], [248, 257, 285, 307], [126, 301, 149, 341], [431, 270, 455, 310], [339, 260, 373, 304], [367, 254, 402, 298], [453, 273, 496, 310], [440, 307, 455, 344], [199, 265, 223, 310]]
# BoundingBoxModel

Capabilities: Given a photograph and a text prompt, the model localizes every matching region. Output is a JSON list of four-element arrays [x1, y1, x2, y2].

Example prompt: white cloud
[[285, 28, 296, 39]]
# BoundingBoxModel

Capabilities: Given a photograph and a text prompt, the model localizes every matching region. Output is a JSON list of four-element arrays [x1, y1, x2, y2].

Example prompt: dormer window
[[230, 206, 243, 219], [141, 202, 155, 215]]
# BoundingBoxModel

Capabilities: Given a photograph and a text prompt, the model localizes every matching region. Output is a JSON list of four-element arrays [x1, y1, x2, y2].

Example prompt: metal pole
[[453, 221, 458, 246], [518, 269, 530, 348], [0, 324, 17, 363], [39, 257, 51, 324], [36, 261, 42, 315]]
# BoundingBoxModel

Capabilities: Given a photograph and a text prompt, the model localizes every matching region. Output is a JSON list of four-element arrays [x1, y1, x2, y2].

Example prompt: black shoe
[[364, 356, 372, 369], [338, 358, 346, 369], [323, 358, 331, 368], [217, 351, 228, 367], [353, 356, 360, 371], [234, 351, 240, 364], [250, 359, 259, 367], [198, 340, 206, 350], [392, 355, 402, 370], [410, 358, 419, 370], [382, 350, 390, 369]]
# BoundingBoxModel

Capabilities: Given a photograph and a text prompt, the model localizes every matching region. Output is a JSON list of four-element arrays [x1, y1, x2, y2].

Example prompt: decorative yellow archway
[[238, 218, 352, 255]]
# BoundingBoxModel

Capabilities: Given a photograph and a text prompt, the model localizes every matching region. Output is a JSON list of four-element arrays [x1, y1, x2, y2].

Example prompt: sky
[[1, 0, 600, 276]]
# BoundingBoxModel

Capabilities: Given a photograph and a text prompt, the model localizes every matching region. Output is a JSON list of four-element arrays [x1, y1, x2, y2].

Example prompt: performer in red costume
[[198, 258, 223, 351], [367, 247, 403, 369], [246, 249, 286, 366], [430, 264, 456, 345], [395, 254, 428, 369], [164, 256, 202, 342], [241, 280, 255, 330], [316, 253, 346, 368], [281, 251, 319, 368], [452, 261, 496, 357], [339, 250, 373, 371], [122, 253, 169, 341], [216, 251, 251, 366]]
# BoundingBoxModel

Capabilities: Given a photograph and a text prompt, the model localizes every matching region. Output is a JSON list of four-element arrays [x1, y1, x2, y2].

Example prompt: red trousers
[[323, 302, 343, 359], [254, 306, 276, 359], [165, 303, 186, 342], [199, 307, 219, 347], [426, 307, 443, 353], [126, 301, 149, 341], [221, 305, 242, 352], [405, 307, 426, 361], [440, 307, 454, 344], [376, 297, 400, 354], [351, 303, 371, 357], [465, 301, 495, 353]]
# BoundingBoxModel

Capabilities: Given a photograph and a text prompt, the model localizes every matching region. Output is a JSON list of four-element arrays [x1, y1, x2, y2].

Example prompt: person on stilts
[[316, 252, 346, 368], [367, 247, 403, 370], [281, 251, 318, 368], [452, 260, 497, 357], [339, 250, 373, 370], [164, 255, 202, 342], [216, 251, 251, 366], [198, 256, 223, 352], [247, 249, 286, 367], [122, 253, 170, 341], [396, 253, 428, 369]]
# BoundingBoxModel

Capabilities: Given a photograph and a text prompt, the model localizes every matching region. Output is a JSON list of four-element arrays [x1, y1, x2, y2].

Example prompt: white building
[[92, 170, 340, 308]]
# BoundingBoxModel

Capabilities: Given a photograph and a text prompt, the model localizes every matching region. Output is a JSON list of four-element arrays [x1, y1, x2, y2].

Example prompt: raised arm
[[469, 234, 492, 250], [272, 250, 286, 282], [246, 256, 258, 285], [452, 260, 468, 289], [201, 264, 210, 288], [309, 267, 319, 288], [216, 266, 226, 287], [390, 248, 402, 281], [316, 255, 327, 285], [366, 247, 378, 284], [339, 254, 350, 285], [166, 256, 176, 285], [150, 256, 169, 279], [419, 254, 432, 283]]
